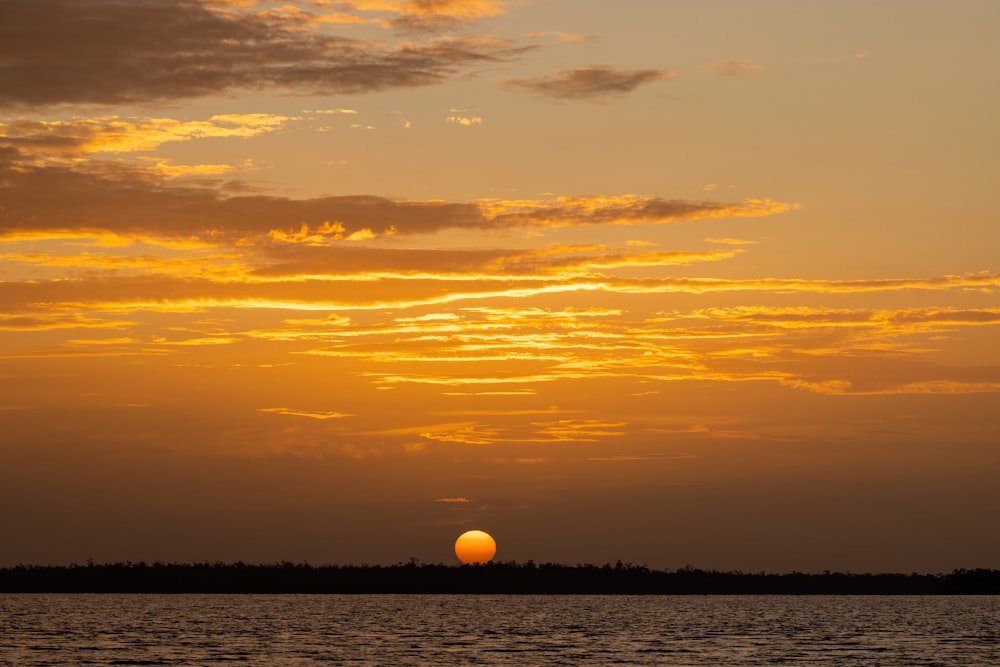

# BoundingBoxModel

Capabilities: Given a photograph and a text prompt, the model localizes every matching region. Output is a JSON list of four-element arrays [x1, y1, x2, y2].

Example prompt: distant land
[[2, 562, 999, 594]]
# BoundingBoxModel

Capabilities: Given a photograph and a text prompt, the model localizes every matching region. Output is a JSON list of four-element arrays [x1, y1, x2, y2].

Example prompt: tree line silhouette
[[2, 561, 998, 594]]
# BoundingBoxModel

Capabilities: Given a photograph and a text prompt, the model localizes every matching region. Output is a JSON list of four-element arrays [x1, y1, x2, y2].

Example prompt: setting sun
[[455, 530, 497, 565]]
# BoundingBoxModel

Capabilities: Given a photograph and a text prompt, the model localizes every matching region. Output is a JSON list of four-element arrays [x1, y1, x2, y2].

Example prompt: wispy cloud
[[418, 419, 627, 445], [481, 195, 793, 228], [705, 237, 759, 246], [704, 59, 761, 78], [259, 407, 356, 419], [586, 454, 695, 462], [0, 312, 135, 332], [505, 66, 675, 100], [526, 31, 592, 44]]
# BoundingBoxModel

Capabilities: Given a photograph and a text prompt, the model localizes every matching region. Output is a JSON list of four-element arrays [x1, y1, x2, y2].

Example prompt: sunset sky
[[2, 0, 998, 573]]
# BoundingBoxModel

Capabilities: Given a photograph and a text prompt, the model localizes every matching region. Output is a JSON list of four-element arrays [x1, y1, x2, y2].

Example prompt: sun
[[454, 530, 497, 564]]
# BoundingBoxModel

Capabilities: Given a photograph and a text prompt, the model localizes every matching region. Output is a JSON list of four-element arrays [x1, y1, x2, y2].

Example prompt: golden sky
[[1, 0, 998, 571]]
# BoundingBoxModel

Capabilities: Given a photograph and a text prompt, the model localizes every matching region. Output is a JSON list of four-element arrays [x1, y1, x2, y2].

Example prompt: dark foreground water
[[1, 594, 997, 665]]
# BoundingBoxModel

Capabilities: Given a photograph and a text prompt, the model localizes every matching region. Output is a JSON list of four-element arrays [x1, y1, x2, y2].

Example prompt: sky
[[1, 0, 998, 573]]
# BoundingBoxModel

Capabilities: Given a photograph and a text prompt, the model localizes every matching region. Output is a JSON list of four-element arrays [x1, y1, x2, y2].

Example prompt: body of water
[[1, 594, 997, 665]]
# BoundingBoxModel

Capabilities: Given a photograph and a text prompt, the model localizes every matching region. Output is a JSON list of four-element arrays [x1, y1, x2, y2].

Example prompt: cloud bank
[[0, 0, 528, 109]]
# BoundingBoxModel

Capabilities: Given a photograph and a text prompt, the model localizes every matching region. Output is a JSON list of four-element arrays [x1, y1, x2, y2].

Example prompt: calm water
[[0, 594, 997, 666]]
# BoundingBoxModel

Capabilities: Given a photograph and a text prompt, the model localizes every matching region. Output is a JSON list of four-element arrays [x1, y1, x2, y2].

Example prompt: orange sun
[[454, 530, 497, 564]]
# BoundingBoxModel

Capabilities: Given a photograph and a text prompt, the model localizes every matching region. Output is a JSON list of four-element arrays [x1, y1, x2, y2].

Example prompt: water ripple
[[0, 594, 997, 665]]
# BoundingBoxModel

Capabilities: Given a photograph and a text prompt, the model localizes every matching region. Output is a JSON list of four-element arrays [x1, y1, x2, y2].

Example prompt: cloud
[[366, 0, 510, 30], [4, 257, 998, 403], [246, 243, 740, 281], [0, 0, 529, 109], [0, 312, 135, 332], [3, 268, 996, 331], [0, 115, 294, 162], [505, 66, 674, 100], [586, 454, 695, 462], [807, 51, 873, 65], [152, 334, 237, 346], [258, 407, 355, 419], [417, 418, 626, 445], [0, 159, 475, 240], [609, 273, 1000, 296], [704, 59, 761, 78], [434, 497, 471, 503], [482, 195, 793, 228], [447, 115, 483, 126], [308, 108, 359, 115], [526, 31, 593, 44], [0, 145, 795, 241], [705, 237, 759, 246], [420, 423, 498, 444]]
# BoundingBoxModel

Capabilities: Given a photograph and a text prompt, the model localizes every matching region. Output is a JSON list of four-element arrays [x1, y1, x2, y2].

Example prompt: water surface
[[1, 594, 997, 665]]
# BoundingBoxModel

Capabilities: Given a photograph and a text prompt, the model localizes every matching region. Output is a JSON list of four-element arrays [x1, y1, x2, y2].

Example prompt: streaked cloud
[[258, 407, 356, 419], [417, 418, 627, 445], [0, 115, 293, 161], [308, 108, 359, 115], [0, 313, 136, 332], [482, 195, 794, 228], [505, 66, 675, 100], [3, 273, 997, 327]]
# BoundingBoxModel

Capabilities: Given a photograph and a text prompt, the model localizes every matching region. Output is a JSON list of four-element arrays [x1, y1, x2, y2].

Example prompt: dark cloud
[[505, 66, 674, 100], [0, 156, 788, 240], [0, 145, 22, 162], [0, 160, 481, 238], [0, 0, 528, 109]]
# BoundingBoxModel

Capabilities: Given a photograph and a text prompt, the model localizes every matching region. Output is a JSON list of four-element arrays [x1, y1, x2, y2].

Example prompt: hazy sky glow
[[2, 0, 999, 572]]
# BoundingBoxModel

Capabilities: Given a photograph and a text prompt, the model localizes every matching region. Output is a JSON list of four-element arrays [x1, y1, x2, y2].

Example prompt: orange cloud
[[0, 312, 136, 332], [0, 115, 295, 160], [347, 0, 508, 28]]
